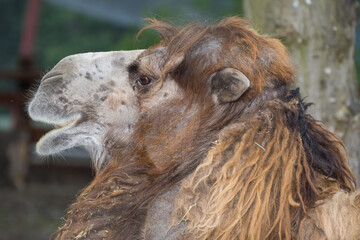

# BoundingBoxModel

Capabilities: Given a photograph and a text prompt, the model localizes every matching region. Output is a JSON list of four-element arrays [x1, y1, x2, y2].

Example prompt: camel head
[[51, 18, 357, 240], [28, 50, 143, 171]]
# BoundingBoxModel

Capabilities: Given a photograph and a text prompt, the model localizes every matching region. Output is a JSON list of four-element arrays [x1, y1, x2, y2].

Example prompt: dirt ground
[[0, 164, 93, 240]]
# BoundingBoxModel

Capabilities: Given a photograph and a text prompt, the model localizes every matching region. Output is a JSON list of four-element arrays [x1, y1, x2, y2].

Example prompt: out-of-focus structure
[[0, 0, 42, 190]]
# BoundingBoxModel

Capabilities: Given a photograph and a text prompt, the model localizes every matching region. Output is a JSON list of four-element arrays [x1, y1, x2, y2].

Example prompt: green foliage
[[36, 3, 135, 68], [0, 0, 246, 70], [114, 28, 160, 51], [232, 0, 244, 17], [34, 3, 168, 68], [193, 0, 212, 11], [194, 0, 244, 18]]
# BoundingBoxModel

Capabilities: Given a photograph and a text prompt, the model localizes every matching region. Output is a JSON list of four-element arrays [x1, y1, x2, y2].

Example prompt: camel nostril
[[42, 72, 63, 82]]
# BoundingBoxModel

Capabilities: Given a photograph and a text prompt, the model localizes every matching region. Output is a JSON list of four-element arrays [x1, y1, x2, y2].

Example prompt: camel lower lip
[[35, 118, 79, 156]]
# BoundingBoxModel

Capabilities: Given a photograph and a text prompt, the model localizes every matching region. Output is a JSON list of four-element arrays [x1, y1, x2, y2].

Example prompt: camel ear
[[211, 68, 250, 104]]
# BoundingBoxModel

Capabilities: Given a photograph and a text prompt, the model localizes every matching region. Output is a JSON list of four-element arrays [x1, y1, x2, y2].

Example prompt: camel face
[[28, 50, 143, 170], [128, 48, 184, 111]]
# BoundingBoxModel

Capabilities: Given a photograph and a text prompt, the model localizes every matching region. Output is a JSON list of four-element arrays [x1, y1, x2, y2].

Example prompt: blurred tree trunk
[[244, 0, 360, 185]]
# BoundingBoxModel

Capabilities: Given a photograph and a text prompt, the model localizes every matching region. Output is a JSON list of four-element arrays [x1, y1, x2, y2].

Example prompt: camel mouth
[[35, 115, 83, 155], [34, 114, 81, 141], [51, 117, 79, 131], [45, 113, 82, 132]]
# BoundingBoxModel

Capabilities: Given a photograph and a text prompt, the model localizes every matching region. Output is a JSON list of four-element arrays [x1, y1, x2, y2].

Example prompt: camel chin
[[28, 50, 144, 170]]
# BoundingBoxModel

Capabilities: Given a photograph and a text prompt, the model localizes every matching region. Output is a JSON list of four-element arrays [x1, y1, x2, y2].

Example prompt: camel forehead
[[45, 50, 142, 102], [56, 50, 143, 67], [135, 48, 166, 77], [52, 50, 143, 84]]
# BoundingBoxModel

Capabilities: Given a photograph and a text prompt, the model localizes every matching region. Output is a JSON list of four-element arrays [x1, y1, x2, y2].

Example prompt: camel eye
[[137, 76, 152, 86]]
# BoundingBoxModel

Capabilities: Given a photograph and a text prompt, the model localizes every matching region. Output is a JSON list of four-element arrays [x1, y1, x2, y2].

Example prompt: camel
[[28, 18, 360, 239]]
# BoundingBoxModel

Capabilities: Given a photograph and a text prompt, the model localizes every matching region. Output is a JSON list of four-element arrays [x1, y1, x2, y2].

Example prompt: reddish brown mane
[[140, 17, 294, 97]]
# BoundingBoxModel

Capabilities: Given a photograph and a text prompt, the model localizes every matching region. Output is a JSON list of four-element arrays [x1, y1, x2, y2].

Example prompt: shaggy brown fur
[[300, 190, 360, 240], [173, 90, 355, 239], [55, 18, 356, 239]]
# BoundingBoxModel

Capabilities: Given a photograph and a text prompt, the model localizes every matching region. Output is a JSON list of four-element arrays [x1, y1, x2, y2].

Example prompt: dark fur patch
[[285, 88, 344, 180], [85, 72, 92, 81], [98, 84, 109, 92], [58, 97, 68, 103], [127, 62, 139, 74]]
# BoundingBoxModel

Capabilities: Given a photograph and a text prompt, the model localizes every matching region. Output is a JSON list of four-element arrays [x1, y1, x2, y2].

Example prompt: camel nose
[[28, 72, 72, 123], [41, 71, 63, 83]]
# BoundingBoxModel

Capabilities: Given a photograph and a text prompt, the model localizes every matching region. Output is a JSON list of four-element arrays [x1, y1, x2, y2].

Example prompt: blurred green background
[[0, 0, 244, 70], [2, 0, 360, 83]]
